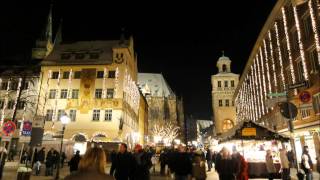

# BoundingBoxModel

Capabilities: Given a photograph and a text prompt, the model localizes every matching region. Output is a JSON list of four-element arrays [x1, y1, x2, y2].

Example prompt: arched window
[[222, 64, 227, 72], [222, 119, 234, 132]]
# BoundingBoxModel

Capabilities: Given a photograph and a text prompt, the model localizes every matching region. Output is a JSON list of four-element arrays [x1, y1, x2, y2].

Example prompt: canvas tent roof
[[217, 120, 290, 143]]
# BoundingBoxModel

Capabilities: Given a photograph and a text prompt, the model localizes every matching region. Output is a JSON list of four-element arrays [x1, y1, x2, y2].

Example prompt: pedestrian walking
[[132, 144, 152, 180], [68, 150, 81, 174], [110, 143, 135, 180], [192, 153, 207, 180], [37, 147, 46, 163], [34, 160, 41, 176], [215, 147, 238, 180], [316, 156, 320, 174], [301, 146, 313, 180], [170, 145, 192, 180], [232, 149, 248, 180], [159, 150, 167, 175], [266, 150, 276, 180], [64, 147, 114, 180], [205, 147, 212, 172], [279, 148, 290, 180]]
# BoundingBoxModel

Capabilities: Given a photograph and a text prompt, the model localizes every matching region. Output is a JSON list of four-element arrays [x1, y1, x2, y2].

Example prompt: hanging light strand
[[268, 31, 278, 93], [253, 59, 262, 118], [308, 0, 320, 65], [263, 40, 271, 112], [274, 22, 286, 90], [257, 52, 264, 116], [259, 48, 268, 115], [293, 6, 309, 80]]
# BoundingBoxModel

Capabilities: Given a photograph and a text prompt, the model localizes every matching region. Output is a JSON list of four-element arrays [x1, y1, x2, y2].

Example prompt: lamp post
[[55, 115, 70, 180]]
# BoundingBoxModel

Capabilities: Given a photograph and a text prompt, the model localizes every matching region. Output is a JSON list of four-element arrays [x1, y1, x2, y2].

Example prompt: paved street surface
[[3, 161, 319, 180]]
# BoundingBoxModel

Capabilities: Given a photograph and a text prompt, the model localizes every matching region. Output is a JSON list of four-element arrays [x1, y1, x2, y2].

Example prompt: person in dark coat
[[37, 147, 46, 163], [215, 147, 238, 180], [159, 150, 167, 175], [132, 144, 152, 180], [301, 146, 313, 180], [0, 147, 7, 179], [68, 150, 81, 173], [110, 143, 134, 180], [205, 148, 212, 172], [171, 145, 192, 180], [61, 152, 66, 167], [64, 147, 114, 180]]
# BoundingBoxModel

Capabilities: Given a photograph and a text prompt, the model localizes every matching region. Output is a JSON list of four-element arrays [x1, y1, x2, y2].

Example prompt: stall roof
[[218, 120, 290, 143]]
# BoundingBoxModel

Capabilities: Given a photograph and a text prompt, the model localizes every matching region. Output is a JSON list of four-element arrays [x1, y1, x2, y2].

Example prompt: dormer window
[[61, 53, 71, 60], [222, 64, 227, 72], [90, 53, 99, 59]]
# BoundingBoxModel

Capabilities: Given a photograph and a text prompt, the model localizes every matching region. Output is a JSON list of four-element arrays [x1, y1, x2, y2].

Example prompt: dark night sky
[[0, 1, 276, 119]]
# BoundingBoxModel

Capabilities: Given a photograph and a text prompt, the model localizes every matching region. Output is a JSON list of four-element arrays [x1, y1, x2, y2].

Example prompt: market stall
[[216, 120, 290, 178]]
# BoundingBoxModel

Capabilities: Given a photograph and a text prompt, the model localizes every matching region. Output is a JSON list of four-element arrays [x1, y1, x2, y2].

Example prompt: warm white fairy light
[[249, 74, 256, 121], [274, 22, 286, 90], [114, 67, 119, 97], [256, 54, 264, 117], [253, 60, 261, 118], [251, 68, 259, 121], [293, 6, 309, 80], [308, 0, 320, 65], [281, 7, 297, 95], [259, 48, 267, 115], [67, 69, 73, 99], [245, 78, 250, 120], [263, 40, 271, 112], [268, 31, 278, 92], [11, 78, 22, 119]]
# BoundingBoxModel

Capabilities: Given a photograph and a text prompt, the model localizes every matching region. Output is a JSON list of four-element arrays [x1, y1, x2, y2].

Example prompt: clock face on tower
[[114, 53, 124, 64]]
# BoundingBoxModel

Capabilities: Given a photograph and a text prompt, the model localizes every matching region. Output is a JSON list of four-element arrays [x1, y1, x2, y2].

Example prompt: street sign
[[265, 97, 287, 108], [288, 81, 308, 90], [267, 92, 287, 97], [279, 102, 298, 119], [22, 121, 32, 136], [1, 135, 12, 141], [299, 91, 311, 103], [299, 103, 313, 109], [2, 121, 16, 136]]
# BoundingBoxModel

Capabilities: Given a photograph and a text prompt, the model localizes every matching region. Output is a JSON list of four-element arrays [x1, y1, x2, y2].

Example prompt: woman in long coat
[[265, 150, 276, 180]]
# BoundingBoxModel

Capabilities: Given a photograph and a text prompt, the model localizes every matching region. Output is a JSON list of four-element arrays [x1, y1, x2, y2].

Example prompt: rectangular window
[[291, 30, 299, 51], [92, 109, 100, 121], [95, 89, 102, 99], [297, 60, 304, 81], [74, 71, 81, 79], [63, 71, 70, 79], [105, 109, 112, 121], [310, 49, 319, 73], [7, 100, 15, 109], [219, 100, 223, 107], [225, 99, 229, 107], [69, 110, 77, 121], [97, 71, 104, 78], [57, 109, 65, 121], [60, 89, 68, 99], [21, 81, 29, 90], [0, 99, 4, 109], [16, 101, 25, 110], [301, 109, 311, 119], [313, 93, 320, 115], [232, 100, 234, 106], [51, 72, 59, 79], [46, 109, 54, 121], [72, 89, 79, 99], [49, 89, 57, 99], [217, 81, 221, 88], [10, 82, 18, 90], [303, 15, 312, 41], [231, 80, 235, 87], [224, 81, 228, 87], [0, 82, 8, 90], [108, 71, 116, 78], [107, 89, 114, 99]]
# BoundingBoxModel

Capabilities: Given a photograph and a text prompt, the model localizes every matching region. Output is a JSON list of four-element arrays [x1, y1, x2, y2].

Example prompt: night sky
[[0, 1, 276, 119]]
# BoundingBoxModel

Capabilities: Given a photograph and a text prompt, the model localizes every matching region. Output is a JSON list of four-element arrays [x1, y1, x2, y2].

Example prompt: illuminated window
[[222, 119, 234, 132]]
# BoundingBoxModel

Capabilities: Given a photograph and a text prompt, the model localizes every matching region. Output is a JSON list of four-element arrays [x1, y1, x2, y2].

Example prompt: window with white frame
[[312, 93, 320, 115], [301, 109, 311, 119], [51, 72, 59, 79], [225, 99, 229, 107], [60, 89, 68, 99], [0, 82, 8, 90], [95, 89, 102, 99], [63, 71, 70, 79], [69, 110, 77, 121], [92, 109, 100, 121], [49, 89, 57, 99], [105, 109, 112, 121], [46, 109, 54, 121], [7, 100, 15, 109], [218, 81, 221, 88], [57, 109, 65, 121], [16, 101, 25, 110], [309, 49, 319, 73], [107, 89, 114, 99], [0, 99, 4, 109], [219, 100, 223, 107], [72, 89, 79, 99]]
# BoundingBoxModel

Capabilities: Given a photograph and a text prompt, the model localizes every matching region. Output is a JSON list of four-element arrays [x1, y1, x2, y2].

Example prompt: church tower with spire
[[211, 52, 239, 135]]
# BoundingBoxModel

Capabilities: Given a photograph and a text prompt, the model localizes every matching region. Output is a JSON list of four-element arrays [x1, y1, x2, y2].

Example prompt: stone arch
[[72, 133, 88, 142], [222, 119, 234, 132], [91, 132, 108, 142]]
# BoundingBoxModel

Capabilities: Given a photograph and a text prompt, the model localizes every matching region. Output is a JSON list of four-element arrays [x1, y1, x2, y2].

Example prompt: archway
[[222, 119, 234, 132], [72, 133, 88, 155]]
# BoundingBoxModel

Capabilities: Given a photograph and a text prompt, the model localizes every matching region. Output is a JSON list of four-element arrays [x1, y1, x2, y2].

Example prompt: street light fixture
[[55, 115, 70, 180]]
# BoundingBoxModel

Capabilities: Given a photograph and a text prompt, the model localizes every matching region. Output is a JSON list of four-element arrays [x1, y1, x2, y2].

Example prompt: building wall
[[138, 92, 148, 145], [234, 0, 320, 160]]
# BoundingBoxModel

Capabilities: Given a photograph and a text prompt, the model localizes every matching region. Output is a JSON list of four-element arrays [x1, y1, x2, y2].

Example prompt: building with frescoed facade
[[37, 37, 148, 152], [211, 54, 239, 135], [234, 0, 319, 164]]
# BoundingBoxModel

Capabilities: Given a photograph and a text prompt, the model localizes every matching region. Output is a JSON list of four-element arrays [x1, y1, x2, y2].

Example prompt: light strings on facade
[[263, 40, 271, 112], [258, 49, 267, 115], [253, 59, 262, 118], [268, 31, 278, 92], [308, 0, 320, 65], [274, 22, 286, 90]]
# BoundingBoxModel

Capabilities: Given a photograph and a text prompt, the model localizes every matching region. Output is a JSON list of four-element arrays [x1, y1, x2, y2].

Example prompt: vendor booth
[[217, 120, 290, 178]]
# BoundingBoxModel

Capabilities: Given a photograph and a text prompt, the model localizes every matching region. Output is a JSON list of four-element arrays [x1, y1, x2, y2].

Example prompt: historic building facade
[[37, 37, 148, 150], [211, 55, 239, 135], [234, 0, 319, 162]]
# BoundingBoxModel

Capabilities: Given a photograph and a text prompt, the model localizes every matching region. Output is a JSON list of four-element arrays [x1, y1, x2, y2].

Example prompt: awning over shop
[[217, 120, 290, 143]]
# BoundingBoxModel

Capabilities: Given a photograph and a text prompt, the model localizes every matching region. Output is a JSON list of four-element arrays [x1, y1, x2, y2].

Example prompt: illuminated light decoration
[[251, 69, 258, 121], [259, 48, 267, 115], [293, 6, 309, 80], [308, 0, 320, 65], [103, 67, 107, 98], [253, 60, 261, 118], [53, 69, 61, 122], [67, 69, 73, 99], [0, 78, 3, 124], [255, 54, 263, 117], [123, 70, 140, 115], [281, 8, 297, 95], [274, 22, 286, 90], [249, 74, 255, 121], [21, 80, 30, 121], [114, 67, 119, 97], [1, 80, 11, 126], [263, 40, 272, 97], [268, 31, 278, 93], [11, 78, 23, 119]]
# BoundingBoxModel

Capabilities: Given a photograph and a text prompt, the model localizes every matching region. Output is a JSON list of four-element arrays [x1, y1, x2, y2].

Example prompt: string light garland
[[308, 0, 320, 65], [274, 22, 286, 90], [268, 31, 278, 93], [263, 40, 271, 112], [259, 48, 267, 115], [253, 59, 262, 118]]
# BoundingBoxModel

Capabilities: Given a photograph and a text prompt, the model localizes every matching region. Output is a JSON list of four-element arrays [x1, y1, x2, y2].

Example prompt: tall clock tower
[[211, 53, 239, 135]]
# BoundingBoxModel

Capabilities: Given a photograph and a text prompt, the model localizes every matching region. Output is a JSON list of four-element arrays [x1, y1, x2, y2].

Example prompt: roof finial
[[222, 50, 225, 57]]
